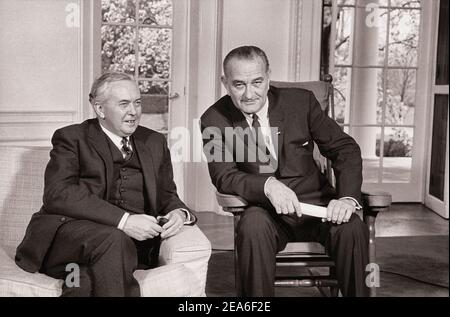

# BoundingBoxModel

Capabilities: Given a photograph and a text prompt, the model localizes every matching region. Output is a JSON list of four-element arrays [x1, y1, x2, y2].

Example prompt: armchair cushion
[[0, 248, 63, 297]]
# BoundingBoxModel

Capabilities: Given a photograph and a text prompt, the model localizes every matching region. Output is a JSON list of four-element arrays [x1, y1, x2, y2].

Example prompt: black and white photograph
[[0, 0, 448, 300]]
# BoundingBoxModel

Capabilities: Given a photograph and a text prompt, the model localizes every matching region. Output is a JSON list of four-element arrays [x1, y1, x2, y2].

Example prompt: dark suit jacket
[[200, 86, 362, 209], [16, 119, 195, 273]]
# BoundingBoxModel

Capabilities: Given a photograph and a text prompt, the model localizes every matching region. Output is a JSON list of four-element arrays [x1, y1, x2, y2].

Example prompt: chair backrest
[[270, 78, 335, 181], [270, 80, 332, 114]]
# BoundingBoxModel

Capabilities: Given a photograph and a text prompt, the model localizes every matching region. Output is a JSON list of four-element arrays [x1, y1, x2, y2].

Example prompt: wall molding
[[288, 0, 303, 81], [0, 110, 77, 124]]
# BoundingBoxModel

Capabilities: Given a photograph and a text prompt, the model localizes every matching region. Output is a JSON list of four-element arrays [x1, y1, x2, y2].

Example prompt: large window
[[321, 0, 422, 186], [101, 0, 173, 134]]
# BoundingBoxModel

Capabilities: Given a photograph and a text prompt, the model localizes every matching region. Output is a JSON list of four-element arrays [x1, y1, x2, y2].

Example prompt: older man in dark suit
[[15, 72, 197, 297], [200, 46, 369, 297]]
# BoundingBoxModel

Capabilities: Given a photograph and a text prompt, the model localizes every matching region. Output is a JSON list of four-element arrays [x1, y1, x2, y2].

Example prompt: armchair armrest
[[215, 191, 248, 215], [362, 190, 392, 214]]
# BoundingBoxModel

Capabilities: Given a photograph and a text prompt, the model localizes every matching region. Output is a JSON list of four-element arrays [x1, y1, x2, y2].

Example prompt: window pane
[[138, 79, 168, 110], [388, 9, 420, 67], [352, 127, 381, 183], [138, 80, 169, 132], [382, 127, 413, 183], [138, 80, 169, 94], [390, 0, 421, 8], [333, 67, 351, 124], [385, 69, 416, 125], [102, 0, 136, 23], [352, 68, 382, 125], [139, 0, 172, 25], [377, 9, 388, 65], [334, 7, 354, 65], [138, 28, 172, 79], [376, 68, 385, 124], [101, 25, 136, 75], [353, 7, 387, 66]]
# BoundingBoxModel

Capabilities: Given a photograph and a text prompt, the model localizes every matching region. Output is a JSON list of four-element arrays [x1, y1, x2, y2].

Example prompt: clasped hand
[[122, 208, 185, 241], [265, 178, 356, 224]]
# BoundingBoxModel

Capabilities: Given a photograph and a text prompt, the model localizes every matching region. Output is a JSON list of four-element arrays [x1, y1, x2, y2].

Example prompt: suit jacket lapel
[[88, 120, 114, 199], [268, 87, 284, 163], [133, 129, 158, 214]]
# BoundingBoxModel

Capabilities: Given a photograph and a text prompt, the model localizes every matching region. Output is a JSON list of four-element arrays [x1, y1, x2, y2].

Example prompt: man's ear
[[93, 103, 105, 119], [220, 75, 227, 89]]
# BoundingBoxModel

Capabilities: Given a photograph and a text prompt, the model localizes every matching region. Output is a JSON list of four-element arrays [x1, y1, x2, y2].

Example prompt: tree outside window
[[101, 0, 173, 134]]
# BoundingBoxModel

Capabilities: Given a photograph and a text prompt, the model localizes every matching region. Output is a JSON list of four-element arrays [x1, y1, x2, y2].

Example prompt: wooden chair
[[215, 75, 392, 297]]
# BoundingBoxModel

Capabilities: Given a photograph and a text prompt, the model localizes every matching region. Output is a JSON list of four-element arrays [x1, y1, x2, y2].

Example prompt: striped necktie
[[121, 137, 133, 161]]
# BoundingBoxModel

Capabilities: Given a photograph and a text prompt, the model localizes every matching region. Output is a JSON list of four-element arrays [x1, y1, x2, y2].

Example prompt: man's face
[[96, 80, 142, 137], [221, 57, 271, 114]]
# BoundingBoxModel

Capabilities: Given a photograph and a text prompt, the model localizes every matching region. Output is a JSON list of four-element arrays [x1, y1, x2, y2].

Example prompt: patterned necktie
[[121, 137, 133, 161], [252, 114, 270, 156]]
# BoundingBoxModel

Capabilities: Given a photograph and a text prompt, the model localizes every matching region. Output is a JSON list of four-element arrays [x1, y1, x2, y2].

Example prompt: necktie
[[121, 137, 133, 160], [251, 114, 270, 156]]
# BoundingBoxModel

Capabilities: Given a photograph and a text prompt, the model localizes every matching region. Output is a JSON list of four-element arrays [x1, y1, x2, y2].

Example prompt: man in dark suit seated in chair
[[200, 46, 369, 297], [15, 72, 197, 296]]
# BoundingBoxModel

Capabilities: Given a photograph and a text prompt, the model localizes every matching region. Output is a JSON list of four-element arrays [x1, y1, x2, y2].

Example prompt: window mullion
[[379, 0, 392, 184]]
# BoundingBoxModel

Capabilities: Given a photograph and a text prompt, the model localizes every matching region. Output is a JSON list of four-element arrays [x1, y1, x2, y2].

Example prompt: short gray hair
[[223, 46, 270, 76], [89, 71, 135, 104]]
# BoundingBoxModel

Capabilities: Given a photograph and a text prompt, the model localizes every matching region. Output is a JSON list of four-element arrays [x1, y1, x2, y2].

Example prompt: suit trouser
[[236, 206, 370, 297], [40, 220, 159, 297]]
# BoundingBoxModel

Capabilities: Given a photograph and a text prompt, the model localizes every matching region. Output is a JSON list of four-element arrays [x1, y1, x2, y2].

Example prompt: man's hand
[[159, 208, 186, 239], [324, 199, 356, 225], [122, 214, 163, 241], [265, 178, 302, 217]]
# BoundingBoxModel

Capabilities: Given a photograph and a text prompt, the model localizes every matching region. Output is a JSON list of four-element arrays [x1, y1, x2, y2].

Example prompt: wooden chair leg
[[330, 286, 339, 297], [364, 207, 388, 297], [329, 266, 339, 297]]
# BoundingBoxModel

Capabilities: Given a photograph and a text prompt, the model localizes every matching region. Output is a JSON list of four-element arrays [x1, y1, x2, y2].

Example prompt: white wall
[[221, 0, 292, 81], [0, 0, 84, 146]]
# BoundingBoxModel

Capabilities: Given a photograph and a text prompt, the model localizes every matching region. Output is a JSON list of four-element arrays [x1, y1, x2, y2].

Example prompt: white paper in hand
[[299, 203, 327, 218]]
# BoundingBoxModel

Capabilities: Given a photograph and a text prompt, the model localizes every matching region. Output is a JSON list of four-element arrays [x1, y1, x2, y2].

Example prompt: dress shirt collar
[[240, 97, 269, 124], [99, 122, 131, 150]]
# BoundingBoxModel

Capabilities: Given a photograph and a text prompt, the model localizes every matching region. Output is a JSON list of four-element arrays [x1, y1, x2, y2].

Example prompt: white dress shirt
[[99, 123, 192, 230]]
